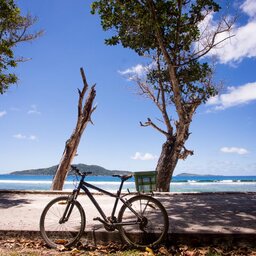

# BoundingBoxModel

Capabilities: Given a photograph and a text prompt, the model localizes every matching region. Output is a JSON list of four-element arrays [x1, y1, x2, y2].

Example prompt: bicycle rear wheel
[[40, 196, 85, 248], [118, 195, 169, 248]]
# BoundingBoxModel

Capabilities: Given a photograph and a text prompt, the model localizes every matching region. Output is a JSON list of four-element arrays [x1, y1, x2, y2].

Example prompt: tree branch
[[146, 0, 184, 121], [137, 80, 163, 110], [78, 67, 89, 118], [187, 15, 236, 63], [82, 84, 96, 118], [156, 51, 173, 135], [178, 145, 194, 160], [140, 118, 169, 137]]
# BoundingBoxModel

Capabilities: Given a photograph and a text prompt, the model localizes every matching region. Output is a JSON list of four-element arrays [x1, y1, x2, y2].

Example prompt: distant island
[[10, 166, 220, 177], [10, 164, 132, 176], [176, 173, 222, 177]]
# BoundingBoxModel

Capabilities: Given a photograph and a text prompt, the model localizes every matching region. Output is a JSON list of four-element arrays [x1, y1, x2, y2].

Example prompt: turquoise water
[[0, 174, 255, 192]]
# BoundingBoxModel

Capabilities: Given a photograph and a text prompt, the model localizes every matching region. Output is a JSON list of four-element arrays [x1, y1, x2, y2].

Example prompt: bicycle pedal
[[93, 217, 106, 225]]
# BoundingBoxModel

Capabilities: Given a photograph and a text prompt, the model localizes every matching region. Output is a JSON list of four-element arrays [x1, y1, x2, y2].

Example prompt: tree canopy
[[0, 0, 42, 94], [92, 0, 234, 191], [91, 0, 229, 105]]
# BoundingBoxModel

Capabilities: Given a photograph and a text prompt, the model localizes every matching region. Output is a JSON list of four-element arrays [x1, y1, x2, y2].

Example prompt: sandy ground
[[0, 191, 255, 235]]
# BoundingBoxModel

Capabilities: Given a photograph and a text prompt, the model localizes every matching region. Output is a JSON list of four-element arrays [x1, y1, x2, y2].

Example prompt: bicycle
[[40, 165, 169, 249]]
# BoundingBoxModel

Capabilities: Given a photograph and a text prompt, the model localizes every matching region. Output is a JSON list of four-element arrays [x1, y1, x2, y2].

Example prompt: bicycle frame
[[40, 170, 169, 249], [73, 175, 141, 227]]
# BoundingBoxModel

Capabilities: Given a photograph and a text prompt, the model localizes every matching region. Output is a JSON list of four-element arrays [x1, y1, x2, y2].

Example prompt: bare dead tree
[[51, 68, 96, 190]]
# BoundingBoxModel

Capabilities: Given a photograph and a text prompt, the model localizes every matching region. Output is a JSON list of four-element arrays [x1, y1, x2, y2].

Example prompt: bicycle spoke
[[40, 166, 166, 249], [40, 196, 85, 248], [118, 195, 168, 248]]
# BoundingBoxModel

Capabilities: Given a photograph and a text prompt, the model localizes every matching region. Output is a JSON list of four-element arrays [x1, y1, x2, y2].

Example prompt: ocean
[[0, 174, 255, 193]]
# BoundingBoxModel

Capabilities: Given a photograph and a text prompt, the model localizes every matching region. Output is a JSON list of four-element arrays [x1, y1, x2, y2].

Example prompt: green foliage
[[0, 0, 42, 94], [91, 0, 220, 109], [10, 163, 132, 176], [91, 0, 228, 191]]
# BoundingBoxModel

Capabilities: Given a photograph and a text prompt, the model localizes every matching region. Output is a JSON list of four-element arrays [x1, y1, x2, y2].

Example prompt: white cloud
[[220, 147, 249, 155], [200, 1, 256, 64], [28, 135, 37, 140], [119, 62, 156, 80], [241, 0, 256, 18], [131, 152, 158, 161], [119, 64, 146, 77], [28, 105, 41, 115], [207, 82, 256, 110], [13, 134, 26, 140], [0, 111, 7, 117], [213, 22, 256, 63], [13, 134, 37, 140]]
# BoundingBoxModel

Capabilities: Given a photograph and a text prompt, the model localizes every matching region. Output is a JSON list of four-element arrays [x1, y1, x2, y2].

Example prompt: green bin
[[134, 171, 157, 192]]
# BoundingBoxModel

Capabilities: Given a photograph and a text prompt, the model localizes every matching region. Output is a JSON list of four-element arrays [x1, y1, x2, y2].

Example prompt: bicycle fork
[[59, 190, 78, 224]]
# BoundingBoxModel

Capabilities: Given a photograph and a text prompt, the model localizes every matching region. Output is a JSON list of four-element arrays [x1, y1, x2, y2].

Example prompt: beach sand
[[0, 191, 255, 246]]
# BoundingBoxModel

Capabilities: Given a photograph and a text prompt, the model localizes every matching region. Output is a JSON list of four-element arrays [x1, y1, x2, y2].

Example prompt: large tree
[[92, 0, 234, 191], [0, 0, 42, 94]]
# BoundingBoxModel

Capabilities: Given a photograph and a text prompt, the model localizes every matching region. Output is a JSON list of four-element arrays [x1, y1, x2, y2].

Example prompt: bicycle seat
[[112, 174, 132, 181]]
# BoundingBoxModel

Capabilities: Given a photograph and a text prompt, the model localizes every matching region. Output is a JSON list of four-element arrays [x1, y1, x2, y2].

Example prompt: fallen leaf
[[71, 247, 81, 254], [54, 239, 68, 245], [159, 246, 169, 255], [146, 247, 155, 255], [57, 244, 66, 252]]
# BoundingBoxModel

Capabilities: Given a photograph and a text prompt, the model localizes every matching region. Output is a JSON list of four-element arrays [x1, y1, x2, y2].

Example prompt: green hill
[[10, 164, 132, 176], [176, 173, 200, 177]]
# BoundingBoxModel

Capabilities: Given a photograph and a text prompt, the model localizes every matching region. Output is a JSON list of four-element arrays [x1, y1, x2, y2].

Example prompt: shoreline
[[1, 174, 256, 193]]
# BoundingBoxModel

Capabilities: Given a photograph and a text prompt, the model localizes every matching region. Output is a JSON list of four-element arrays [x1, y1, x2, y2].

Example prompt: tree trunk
[[156, 139, 179, 192], [156, 122, 193, 192], [51, 68, 96, 190]]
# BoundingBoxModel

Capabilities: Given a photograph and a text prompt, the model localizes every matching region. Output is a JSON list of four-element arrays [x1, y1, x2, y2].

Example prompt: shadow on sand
[[0, 193, 32, 209], [159, 192, 256, 233]]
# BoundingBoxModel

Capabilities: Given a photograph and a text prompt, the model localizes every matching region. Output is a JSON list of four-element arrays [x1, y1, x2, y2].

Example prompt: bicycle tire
[[118, 195, 169, 248], [40, 196, 85, 248]]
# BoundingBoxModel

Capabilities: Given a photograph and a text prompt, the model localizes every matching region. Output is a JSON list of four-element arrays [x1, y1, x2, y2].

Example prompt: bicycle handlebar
[[70, 165, 92, 176], [70, 165, 131, 181]]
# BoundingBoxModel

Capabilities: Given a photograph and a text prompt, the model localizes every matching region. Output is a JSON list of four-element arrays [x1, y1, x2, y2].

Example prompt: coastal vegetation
[[10, 166, 218, 177], [10, 163, 132, 176], [0, 0, 42, 94], [91, 0, 235, 191]]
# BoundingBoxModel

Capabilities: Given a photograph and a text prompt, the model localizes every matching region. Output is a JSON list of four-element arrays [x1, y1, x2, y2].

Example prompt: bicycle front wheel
[[40, 196, 85, 248], [118, 195, 169, 248]]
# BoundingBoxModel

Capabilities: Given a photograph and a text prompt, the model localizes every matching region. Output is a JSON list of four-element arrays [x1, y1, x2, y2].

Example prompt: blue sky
[[0, 0, 255, 176]]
